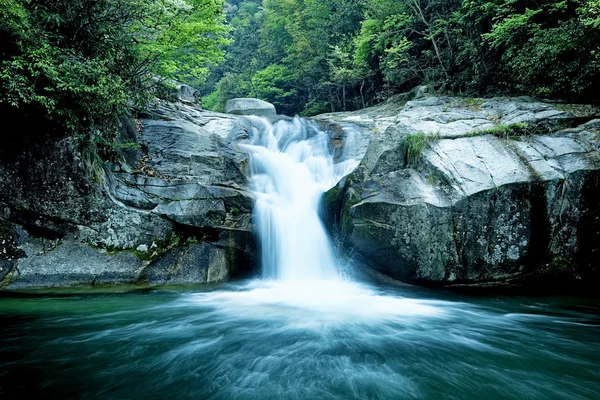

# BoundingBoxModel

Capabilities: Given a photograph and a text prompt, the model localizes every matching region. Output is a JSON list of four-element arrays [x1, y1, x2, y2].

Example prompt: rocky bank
[[0, 92, 259, 289], [1, 87, 599, 290], [319, 90, 600, 288]]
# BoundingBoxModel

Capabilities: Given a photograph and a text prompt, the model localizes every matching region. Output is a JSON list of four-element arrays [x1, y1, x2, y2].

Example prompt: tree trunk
[[360, 80, 366, 109], [409, 0, 449, 81]]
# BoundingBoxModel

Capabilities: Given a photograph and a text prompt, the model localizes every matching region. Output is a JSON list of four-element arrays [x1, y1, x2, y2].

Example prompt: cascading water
[[241, 116, 360, 282]]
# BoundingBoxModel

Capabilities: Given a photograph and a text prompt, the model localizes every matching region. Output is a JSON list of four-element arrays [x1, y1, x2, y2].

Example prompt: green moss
[[475, 122, 530, 138], [540, 258, 575, 276], [111, 141, 140, 150], [461, 98, 484, 111], [426, 172, 437, 185], [184, 237, 199, 245]]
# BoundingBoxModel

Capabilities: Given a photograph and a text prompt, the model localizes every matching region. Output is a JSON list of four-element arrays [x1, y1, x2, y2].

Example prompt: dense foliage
[[1, 0, 598, 129], [0, 0, 228, 136], [203, 0, 600, 115]]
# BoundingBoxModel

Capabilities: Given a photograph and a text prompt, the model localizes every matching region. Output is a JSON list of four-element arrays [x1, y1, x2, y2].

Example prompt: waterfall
[[241, 117, 360, 282]]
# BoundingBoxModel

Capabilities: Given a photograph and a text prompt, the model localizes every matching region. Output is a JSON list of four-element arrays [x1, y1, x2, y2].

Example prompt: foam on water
[[184, 280, 450, 330]]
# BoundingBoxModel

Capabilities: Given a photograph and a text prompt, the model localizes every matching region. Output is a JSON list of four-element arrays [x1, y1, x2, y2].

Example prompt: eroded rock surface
[[0, 100, 257, 289], [324, 96, 600, 287]]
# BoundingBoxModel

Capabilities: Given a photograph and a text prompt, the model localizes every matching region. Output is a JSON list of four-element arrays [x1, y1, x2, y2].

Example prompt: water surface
[[1, 281, 598, 399]]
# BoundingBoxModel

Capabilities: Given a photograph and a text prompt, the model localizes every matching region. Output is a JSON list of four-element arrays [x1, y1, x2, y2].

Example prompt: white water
[[204, 116, 450, 325], [241, 116, 360, 282], [214, 115, 449, 327]]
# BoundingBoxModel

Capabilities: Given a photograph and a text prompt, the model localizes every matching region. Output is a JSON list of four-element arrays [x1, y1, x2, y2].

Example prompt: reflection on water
[[1, 281, 599, 399]]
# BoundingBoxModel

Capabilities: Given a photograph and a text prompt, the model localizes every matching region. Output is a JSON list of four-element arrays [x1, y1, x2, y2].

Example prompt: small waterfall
[[241, 117, 360, 281]]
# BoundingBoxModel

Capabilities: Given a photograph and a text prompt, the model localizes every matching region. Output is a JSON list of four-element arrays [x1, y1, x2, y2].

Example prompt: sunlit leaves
[[0, 0, 229, 135]]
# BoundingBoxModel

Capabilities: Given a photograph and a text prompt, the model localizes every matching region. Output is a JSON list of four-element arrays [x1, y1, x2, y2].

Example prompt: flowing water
[[241, 116, 360, 281], [1, 118, 599, 399]]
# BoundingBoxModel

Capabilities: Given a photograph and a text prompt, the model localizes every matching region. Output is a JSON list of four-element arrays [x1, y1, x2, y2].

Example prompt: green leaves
[[202, 0, 599, 116], [483, 9, 541, 50], [580, 0, 600, 28], [0, 0, 229, 137]]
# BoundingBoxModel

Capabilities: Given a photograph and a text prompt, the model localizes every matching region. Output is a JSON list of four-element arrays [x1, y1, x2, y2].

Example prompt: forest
[[202, 0, 600, 115], [1, 0, 600, 132]]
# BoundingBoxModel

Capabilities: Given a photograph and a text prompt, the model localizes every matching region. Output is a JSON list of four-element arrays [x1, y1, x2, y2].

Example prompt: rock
[[225, 98, 277, 117], [317, 96, 592, 140], [176, 84, 200, 104], [323, 98, 600, 287], [154, 78, 201, 104], [141, 119, 247, 183], [0, 97, 259, 290], [139, 242, 229, 285], [5, 240, 144, 289], [413, 85, 432, 99]]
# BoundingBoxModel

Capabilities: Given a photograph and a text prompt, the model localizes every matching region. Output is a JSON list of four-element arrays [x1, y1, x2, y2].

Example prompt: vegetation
[[403, 132, 442, 166], [87, 231, 201, 262], [470, 123, 531, 139], [0, 0, 228, 141], [404, 132, 430, 166], [203, 0, 600, 115], [1, 0, 599, 145]]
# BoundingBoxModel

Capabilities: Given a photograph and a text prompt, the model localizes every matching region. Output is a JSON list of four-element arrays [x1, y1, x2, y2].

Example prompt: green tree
[[0, 0, 229, 136]]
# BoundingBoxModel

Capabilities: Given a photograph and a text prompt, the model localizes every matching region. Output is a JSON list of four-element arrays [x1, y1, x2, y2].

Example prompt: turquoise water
[[1, 281, 599, 399]]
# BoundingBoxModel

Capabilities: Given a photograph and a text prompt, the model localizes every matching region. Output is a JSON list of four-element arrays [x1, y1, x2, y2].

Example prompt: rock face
[[0, 99, 258, 290], [225, 98, 277, 117], [2, 91, 598, 291], [322, 96, 600, 287]]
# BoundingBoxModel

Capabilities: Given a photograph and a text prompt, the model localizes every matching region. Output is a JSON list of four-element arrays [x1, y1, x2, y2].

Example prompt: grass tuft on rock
[[404, 132, 440, 167]]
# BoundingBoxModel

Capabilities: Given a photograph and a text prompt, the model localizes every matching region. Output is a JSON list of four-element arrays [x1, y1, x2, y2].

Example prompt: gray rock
[[5, 241, 144, 289], [324, 97, 600, 286], [317, 96, 592, 140], [141, 119, 247, 183], [177, 84, 200, 104], [0, 96, 260, 290], [154, 78, 201, 104], [414, 85, 432, 99], [140, 242, 229, 285], [109, 174, 253, 231], [225, 98, 277, 117]]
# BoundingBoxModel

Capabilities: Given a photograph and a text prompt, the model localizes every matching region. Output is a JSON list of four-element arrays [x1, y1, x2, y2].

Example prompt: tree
[[0, 0, 229, 136]]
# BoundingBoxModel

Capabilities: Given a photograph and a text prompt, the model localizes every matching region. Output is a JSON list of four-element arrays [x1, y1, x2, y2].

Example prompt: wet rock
[[5, 241, 143, 289], [0, 98, 258, 290], [139, 242, 229, 285]]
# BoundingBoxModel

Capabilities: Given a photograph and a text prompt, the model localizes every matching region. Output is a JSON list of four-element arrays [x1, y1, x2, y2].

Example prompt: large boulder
[[139, 242, 229, 285], [324, 97, 600, 288], [225, 98, 277, 117], [0, 99, 258, 290], [176, 84, 200, 104], [4, 240, 144, 290]]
